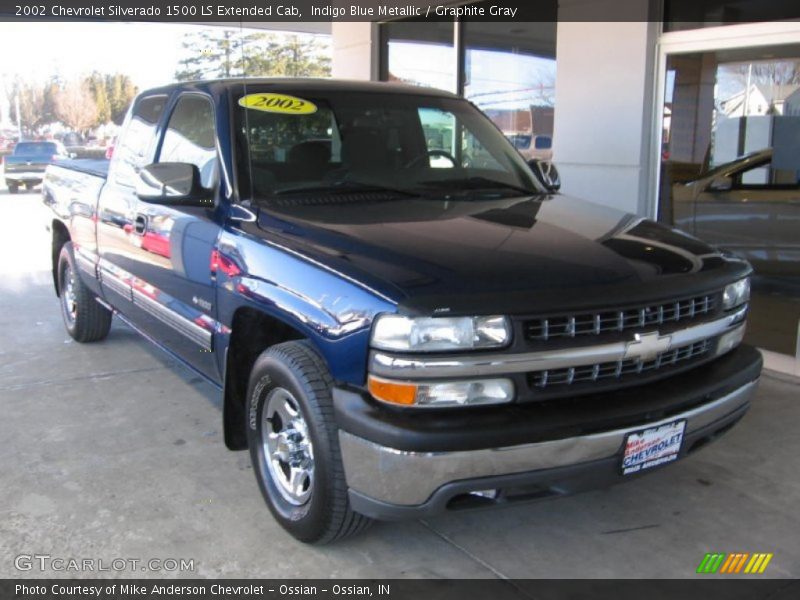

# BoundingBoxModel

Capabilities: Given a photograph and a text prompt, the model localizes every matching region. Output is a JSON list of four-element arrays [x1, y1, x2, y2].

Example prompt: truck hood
[[254, 193, 748, 314]]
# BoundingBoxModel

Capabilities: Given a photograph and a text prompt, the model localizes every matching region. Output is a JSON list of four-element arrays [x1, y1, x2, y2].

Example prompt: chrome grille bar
[[530, 340, 711, 389], [525, 293, 718, 341]]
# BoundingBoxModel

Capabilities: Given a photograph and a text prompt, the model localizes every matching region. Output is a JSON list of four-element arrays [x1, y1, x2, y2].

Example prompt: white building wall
[[553, 2, 659, 215], [331, 22, 377, 80]]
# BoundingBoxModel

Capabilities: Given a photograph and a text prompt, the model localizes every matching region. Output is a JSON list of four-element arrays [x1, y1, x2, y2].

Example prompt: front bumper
[[5, 172, 44, 183], [335, 345, 762, 519]]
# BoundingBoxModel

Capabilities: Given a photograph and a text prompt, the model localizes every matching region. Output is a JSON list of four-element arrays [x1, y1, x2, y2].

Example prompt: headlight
[[722, 278, 750, 310], [368, 375, 514, 407], [371, 314, 511, 352]]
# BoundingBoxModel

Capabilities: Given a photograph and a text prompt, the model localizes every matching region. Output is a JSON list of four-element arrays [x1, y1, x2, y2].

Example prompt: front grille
[[524, 294, 717, 341], [529, 339, 712, 389]]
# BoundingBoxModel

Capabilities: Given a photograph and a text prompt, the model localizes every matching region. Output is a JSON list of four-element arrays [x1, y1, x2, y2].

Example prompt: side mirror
[[528, 159, 561, 192], [707, 175, 732, 192], [136, 162, 213, 206]]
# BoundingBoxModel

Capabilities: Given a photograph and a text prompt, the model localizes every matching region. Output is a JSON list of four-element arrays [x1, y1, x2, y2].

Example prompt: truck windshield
[[15, 142, 57, 156], [234, 89, 544, 200]]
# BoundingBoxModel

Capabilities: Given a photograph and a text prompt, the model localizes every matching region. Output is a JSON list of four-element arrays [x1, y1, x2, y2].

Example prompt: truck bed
[[42, 160, 109, 217], [55, 158, 110, 179]]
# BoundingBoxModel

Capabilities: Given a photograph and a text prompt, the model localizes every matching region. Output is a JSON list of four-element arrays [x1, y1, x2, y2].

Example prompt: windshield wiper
[[458, 177, 540, 195], [272, 179, 420, 197], [423, 176, 539, 196]]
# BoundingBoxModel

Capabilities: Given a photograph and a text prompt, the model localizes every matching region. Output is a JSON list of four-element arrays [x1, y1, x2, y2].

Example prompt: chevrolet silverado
[[42, 79, 761, 543]]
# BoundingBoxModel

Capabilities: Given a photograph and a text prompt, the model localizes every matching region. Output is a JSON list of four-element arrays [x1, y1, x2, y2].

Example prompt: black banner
[[0, 0, 799, 23], [1, 580, 799, 600]]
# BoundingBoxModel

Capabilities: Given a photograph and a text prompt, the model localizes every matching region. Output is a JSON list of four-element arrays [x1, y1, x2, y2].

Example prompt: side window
[[418, 107, 503, 170], [418, 107, 455, 168], [734, 158, 800, 189], [158, 95, 218, 189], [113, 95, 167, 188]]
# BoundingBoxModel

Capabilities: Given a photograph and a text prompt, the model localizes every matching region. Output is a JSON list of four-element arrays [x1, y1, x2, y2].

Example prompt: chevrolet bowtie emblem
[[624, 331, 672, 362]]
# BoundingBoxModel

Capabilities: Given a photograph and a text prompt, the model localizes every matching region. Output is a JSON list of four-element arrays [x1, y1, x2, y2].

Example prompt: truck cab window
[[113, 94, 167, 188], [158, 95, 218, 189]]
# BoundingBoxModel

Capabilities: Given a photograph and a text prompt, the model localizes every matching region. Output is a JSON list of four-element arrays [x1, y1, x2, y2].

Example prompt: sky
[[0, 22, 210, 89]]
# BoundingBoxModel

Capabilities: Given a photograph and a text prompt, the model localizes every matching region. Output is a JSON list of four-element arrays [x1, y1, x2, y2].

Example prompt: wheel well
[[223, 307, 306, 450], [51, 221, 71, 296]]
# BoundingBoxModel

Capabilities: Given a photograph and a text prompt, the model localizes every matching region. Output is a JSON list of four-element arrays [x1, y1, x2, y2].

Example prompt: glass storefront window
[[379, 21, 455, 92], [660, 46, 800, 355], [379, 8, 558, 160], [462, 21, 557, 161]]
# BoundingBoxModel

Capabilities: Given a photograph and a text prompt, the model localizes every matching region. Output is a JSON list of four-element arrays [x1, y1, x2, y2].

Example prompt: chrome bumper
[[339, 379, 758, 507], [5, 172, 43, 181]]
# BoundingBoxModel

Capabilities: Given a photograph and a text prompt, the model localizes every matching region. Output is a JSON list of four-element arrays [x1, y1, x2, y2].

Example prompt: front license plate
[[621, 420, 686, 475]]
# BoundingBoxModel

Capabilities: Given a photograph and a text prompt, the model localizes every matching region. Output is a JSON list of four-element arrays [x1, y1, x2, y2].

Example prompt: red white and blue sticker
[[622, 420, 686, 475]]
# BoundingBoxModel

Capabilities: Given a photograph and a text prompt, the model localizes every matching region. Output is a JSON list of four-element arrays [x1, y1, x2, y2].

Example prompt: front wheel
[[6, 181, 18, 194], [58, 242, 112, 342], [246, 341, 372, 543]]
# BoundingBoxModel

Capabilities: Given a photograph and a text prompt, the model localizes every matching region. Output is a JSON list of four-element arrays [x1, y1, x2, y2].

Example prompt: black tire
[[7, 182, 18, 194], [57, 242, 112, 343], [246, 340, 372, 544]]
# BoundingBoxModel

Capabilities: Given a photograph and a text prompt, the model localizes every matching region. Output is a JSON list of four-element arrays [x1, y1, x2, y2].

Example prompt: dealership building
[[274, 0, 800, 370]]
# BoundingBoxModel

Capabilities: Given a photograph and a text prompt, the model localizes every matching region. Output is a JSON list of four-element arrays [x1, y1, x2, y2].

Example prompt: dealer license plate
[[621, 420, 686, 475]]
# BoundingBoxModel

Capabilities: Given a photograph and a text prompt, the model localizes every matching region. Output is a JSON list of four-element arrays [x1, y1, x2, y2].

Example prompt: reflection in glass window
[[379, 21, 455, 92], [660, 46, 800, 355], [417, 107, 503, 170], [463, 21, 557, 162], [113, 95, 167, 187], [159, 95, 217, 188]]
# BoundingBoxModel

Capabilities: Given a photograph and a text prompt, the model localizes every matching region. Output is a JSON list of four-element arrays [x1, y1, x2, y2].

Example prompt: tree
[[730, 60, 800, 88], [106, 73, 137, 124], [87, 72, 111, 126], [174, 29, 331, 81], [10, 79, 49, 134], [175, 28, 243, 81], [236, 33, 331, 78], [41, 78, 61, 124], [55, 80, 98, 134]]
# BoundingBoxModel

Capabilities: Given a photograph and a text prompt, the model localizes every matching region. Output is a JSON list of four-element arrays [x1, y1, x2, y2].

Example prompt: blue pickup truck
[[5, 140, 71, 193], [43, 79, 761, 543]]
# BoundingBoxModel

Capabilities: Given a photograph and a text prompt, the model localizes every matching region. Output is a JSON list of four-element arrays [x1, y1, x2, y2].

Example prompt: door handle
[[134, 215, 147, 235]]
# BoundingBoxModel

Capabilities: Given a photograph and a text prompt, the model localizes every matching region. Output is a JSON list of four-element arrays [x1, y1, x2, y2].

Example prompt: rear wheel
[[57, 242, 112, 342], [246, 341, 372, 543], [7, 181, 18, 194], [25, 183, 36, 191]]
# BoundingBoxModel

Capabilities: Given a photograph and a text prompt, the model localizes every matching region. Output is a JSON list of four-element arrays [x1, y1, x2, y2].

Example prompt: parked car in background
[[5, 141, 71, 193], [1, 135, 18, 152], [506, 132, 553, 161], [672, 148, 800, 276], [61, 132, 85, 148]]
